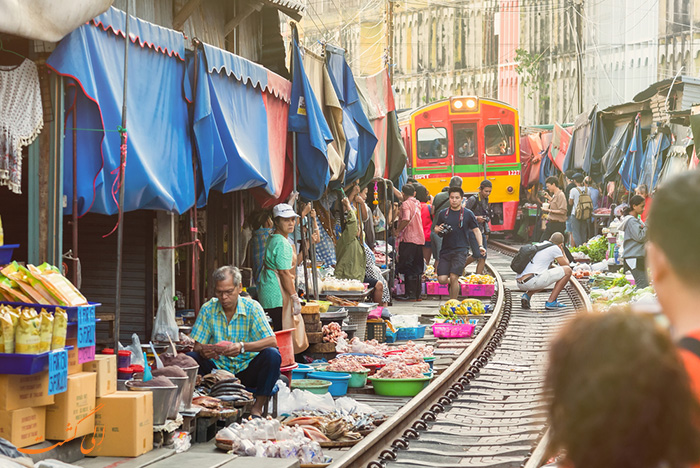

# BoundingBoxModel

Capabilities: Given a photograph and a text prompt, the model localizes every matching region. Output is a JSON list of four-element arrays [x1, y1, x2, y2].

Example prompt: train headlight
[[450, 96, 479, 113]]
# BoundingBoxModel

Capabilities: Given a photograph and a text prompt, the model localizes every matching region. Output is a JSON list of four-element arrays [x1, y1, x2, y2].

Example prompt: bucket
[[165, 376, 188, 419], [280, 362, 298, 382], [292, 363, 314, 380], [179, 365, 199, 411], [307, 371, 351, 397], [126, 381, 178, 425], [274, 329, 295, 367]]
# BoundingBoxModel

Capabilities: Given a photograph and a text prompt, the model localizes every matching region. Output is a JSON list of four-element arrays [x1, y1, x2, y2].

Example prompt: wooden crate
[[303, 312, 321, 323], [307, 342, 337, 353], [306, 332, 323, 344], [304, 321, 322, 333]]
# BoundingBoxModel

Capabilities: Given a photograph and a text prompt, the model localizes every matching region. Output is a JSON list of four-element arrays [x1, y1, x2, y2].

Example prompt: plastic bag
[[51, 309, 68, 350], [373, 206, 386, 233], [120, 333, 145, 368], [38, 310, 53, 353], [152, 289, 179, 343], [15, 309, 41, 354]]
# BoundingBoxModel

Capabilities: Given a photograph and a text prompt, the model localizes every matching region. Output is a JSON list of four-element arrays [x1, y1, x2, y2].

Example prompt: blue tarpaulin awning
[[288, 36, 334, 201], [191, 43, 292, 207], [47, 6, 195, 216], [325, 45, 377, 185]]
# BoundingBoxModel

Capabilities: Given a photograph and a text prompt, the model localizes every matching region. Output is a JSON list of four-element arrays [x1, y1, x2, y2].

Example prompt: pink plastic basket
[[431, 322, 476, 339]]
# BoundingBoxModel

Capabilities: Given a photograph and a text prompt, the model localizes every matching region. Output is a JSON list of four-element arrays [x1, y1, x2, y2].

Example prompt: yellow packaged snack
[[1, 308, 18, 353], [51, 308, 68, 350], [15, 308, 41, 354], [39, 309, 53, 353]]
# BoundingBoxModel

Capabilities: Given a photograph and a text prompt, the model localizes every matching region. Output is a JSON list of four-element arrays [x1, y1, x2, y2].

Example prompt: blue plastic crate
[[0, 244, 19, 264], [0, 346, 74, 375], [385, 329, 397, 343], [0, 301, 100, 322], [395, 325, 426, 341]]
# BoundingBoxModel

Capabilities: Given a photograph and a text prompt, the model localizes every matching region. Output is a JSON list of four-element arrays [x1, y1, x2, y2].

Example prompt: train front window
[[453, 123, 478, 164], [485, 124, 515, 156], [417, 127, 448, 159]]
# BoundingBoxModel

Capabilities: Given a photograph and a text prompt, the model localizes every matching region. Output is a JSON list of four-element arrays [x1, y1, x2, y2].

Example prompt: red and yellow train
[[399, 96, 521, 231]]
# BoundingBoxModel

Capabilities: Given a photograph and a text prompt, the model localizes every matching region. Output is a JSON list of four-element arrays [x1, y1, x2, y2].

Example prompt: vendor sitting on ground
[[188, 265, 281, 418], [517, 232, 572, 310]]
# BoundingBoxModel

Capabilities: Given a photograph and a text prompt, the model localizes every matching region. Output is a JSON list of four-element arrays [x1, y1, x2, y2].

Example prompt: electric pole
[[575, 0, 584, 114], [386, 0, 395, 81]]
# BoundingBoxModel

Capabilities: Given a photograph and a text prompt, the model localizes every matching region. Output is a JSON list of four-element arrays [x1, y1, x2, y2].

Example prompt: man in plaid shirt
[[188, 265, 280, 418]]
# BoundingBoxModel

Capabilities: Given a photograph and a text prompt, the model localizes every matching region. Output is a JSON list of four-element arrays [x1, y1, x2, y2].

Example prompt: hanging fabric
[[0, 59, 43, 194]]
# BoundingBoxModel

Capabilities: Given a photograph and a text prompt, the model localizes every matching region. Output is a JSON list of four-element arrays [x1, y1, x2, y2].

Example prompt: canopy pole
[[191, 40, 201, 314], [292, 132, 298, 293], [309, 210, 319, 300], [71, 96, 78, 287], [114, 0, 130, 353]]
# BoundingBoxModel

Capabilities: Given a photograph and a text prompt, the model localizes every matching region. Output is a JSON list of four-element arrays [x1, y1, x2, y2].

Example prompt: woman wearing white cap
[[258, 203, 302, 331]]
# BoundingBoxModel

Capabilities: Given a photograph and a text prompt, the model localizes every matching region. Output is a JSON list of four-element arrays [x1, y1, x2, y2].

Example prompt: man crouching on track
[[517, 232, 572, 310], [434, 186, 485, 300]]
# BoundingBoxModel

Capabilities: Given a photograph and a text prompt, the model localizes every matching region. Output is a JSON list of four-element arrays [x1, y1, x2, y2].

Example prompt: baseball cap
[[272, 203, 299, 218]]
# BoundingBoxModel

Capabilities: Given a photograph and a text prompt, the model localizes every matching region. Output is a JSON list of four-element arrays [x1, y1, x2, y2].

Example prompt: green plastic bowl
[[291, 379, 332, 394], [322, 369, 369, 388], [368, 377, 432, 397]]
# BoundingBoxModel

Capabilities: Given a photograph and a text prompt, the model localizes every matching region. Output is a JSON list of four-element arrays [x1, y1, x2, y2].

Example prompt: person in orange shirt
[[646, 171, 700, 400], [636, 184, 652, 223]]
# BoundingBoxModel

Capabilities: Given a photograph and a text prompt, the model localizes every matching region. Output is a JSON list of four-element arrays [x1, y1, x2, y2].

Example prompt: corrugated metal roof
[[261, 0, 305, 21], [633, 76, 700, 105]]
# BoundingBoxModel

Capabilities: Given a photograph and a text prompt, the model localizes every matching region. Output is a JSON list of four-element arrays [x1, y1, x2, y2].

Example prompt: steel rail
[[490, 239, 593, 468], [330, 260, 506, 468]]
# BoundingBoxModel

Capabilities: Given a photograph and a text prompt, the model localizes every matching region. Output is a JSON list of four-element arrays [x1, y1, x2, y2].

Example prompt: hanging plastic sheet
[[619, 114, 644, 190], [47, 6, 195, 216], [602, 121, 633, 183], [582, 111, 608, 182], [302, 47, 345, 182], [355, 69, 407, 184], [638, 131, 670, 191], [288, 36, 334, 201], [190, 43, 291, 207], [538, 132, 555, 185], [658, 145, 691, 186], [563, 106, 597, 172], [549, 123, 571, 172], [520, 133, 544, 187], [325, 45, 378, 185]]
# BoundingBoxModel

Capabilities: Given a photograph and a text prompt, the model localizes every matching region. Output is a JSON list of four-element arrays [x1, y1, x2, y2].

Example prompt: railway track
[[331, 241, 591, 468]]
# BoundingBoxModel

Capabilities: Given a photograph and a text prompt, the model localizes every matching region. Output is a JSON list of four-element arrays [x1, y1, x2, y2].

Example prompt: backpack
[[575, 187, 593, 221], [679, 337, 700, 359], [510, 242, 553, 274]]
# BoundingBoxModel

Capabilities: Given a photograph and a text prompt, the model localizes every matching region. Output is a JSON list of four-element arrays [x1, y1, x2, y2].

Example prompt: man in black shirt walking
[[464, 180, 492, 274], [435, 187, 486, 299]]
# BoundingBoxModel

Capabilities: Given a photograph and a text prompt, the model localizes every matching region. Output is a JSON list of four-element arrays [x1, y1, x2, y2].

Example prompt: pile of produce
[[191, 370, 254, 409], [437, 299, 486, 318], [326, 355, 368, 373], [335, 337, 390, 355], [458, 274, 495, 285], [326, 296, 359, 307], [283, 414, 362, 443], [0, 305, 67, 354], [589, 286, 656, 312], [335, 354, 386, 367], [321, 278, 365, 292], [590, 273, 629, 289], [571, 251, 591, 262], [322, 322, 347, 343], [570, 236, 608, 263], [374, 361, 429, 379], [394, 341, 434, 361], [422, 265, 437, 281], [0, 262, 87, 306], [215, 417, 325, 463]]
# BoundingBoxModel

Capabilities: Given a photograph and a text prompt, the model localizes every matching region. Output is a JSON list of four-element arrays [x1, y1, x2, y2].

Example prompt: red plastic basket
[[431, 322, 476, 339]]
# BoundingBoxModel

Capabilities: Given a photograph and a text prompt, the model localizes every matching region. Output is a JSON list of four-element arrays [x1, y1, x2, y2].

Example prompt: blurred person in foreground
[[543, 311, 700, 468], [647, 170, 700, 399]]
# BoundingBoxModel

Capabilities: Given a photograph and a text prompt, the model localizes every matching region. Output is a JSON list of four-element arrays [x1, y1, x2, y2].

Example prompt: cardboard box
[[0, 407, 46, 448], [83, 354, 116, 397], [0, 372, 54, 411], [66, 337, 82, 375], [91, 391, 153, 457], [45, 372, 96, 440]]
